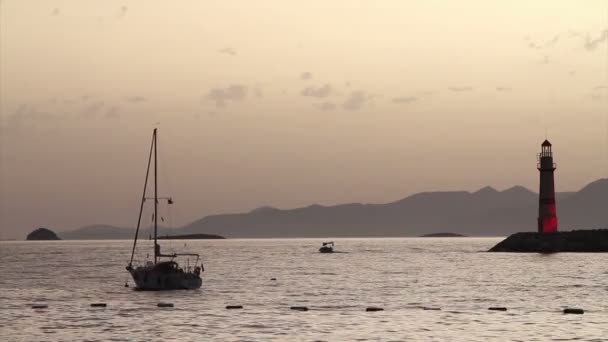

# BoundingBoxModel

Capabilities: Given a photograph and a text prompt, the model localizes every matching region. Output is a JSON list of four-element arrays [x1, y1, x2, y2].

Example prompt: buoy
[[422, 307, 441, 311], [91, 303, 107, 307], [157, 303, 174, 308], [563, 308, 584, 314], [31, 304, 48, 309], [488, 307, 507, 311], [290, 306, 308, 311], [366, 307, 384, 312], [226, 305, 243, 309]]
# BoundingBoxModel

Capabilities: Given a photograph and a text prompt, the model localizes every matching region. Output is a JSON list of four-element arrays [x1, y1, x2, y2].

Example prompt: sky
[[1, 1, 608, 239]]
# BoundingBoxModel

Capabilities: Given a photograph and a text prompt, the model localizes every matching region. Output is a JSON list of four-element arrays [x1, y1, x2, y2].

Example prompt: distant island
[[27, 228, 61, 241], [420, 233, 466, 237], [158, 233, 225, 240], [488, 229, 608, 252]]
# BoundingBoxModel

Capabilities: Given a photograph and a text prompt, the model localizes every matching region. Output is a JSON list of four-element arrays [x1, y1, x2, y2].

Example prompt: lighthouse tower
[[537, 139, 558, 233]]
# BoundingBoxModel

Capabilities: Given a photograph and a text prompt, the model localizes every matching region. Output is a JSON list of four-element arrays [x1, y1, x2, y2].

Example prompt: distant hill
[[58, 178, 608, 239], [175, 185, 537, 237], [59, 225, 175, 240], [177, 179, 608, 237]]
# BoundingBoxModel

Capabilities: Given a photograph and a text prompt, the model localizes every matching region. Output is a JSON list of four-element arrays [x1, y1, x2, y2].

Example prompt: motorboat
[[319, 241, 334, 253]]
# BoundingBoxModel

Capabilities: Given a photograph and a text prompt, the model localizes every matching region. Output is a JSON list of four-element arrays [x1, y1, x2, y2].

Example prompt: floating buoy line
[[26, 302, 589, 315]]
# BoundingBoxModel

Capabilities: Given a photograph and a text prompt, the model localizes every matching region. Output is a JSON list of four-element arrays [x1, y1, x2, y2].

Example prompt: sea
[[0, 238, 606, 341]]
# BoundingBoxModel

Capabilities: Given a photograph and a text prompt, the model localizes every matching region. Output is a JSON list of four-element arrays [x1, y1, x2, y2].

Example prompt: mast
[[154, 128, 159, 264], [128, 129, 155, 266]]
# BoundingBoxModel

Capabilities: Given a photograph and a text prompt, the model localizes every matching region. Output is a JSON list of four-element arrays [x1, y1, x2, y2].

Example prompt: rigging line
[[129, 130, 155, 266], [605, 2, 608, 177], [156, 127, 180, 242], [157, 127, 177, 225], [154, 129, 174, 253]]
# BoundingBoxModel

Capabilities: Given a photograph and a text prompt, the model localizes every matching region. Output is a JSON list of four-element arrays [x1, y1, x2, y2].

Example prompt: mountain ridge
[[56, 179, 608, 239]]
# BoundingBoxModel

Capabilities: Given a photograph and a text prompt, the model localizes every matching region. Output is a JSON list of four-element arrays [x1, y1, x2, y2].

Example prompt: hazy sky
[[1, 1, 607, 239]]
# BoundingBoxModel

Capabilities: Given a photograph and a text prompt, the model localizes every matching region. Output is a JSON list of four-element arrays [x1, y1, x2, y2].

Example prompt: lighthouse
[[537, 139, 558, 233]]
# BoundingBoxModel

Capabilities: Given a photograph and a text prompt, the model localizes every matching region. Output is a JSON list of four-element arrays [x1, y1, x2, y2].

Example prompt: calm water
[[0, 238, 606, 341]]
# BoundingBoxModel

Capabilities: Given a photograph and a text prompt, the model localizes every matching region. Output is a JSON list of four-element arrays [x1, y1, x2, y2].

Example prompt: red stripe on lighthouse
[[542, 206, 558, 233]]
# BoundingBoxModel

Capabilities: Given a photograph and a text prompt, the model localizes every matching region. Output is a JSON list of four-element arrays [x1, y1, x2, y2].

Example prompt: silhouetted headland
[[158, 233, 225, 240], [26, 228, 61, 240], [488, 229, 608, 252], [420, 233, 466, 237]]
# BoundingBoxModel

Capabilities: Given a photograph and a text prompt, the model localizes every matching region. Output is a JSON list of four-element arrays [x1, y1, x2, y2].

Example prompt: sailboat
[[126, 128, 203, 290]]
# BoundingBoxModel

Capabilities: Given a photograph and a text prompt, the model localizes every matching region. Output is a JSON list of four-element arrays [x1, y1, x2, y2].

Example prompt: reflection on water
[[0, 238, 606, 341]]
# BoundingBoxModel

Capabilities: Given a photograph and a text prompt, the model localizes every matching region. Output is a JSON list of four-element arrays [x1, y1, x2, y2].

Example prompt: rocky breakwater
[[489, 229, 608, 253]]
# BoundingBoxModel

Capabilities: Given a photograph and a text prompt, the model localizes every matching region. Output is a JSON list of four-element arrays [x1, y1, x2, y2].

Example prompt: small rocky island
[[26, 228, 61, 241], [489, 229, 608, 253], [420, 233, 466, 237], [158, 233, 225, 240]]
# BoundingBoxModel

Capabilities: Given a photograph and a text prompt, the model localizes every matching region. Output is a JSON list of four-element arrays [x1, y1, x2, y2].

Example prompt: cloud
[[81, 101, 104, 118], [124, 96, 146, 103], [205, 84, 248, 107], [417, 90, 434, 96], [529, 30, 608, 52], [590, 85, 608, 101], [218, 48, 237, 56], [105, 106, 120, 119], [300, 72, 312, 80], [2, 104, 57, 132], [392, 96, 418, 104], [548, 35, 560, 45], [495, 87, 512, 91], [301, 84, 332, 98], [315, 102, 336, 111], [118, 6, 128, 18], [585, 30, 608, 51], [343, 91, 371, 111], [448, 86, 473, 92], [525, 35, 560, 49], [538, 55, 550, 64]]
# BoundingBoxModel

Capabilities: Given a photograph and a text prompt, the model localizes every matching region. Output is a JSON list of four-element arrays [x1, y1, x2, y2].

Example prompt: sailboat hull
[[128, 265, 202, 290]]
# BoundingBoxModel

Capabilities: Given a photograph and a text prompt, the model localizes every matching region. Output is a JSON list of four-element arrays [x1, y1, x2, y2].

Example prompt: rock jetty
[[488, 229, 608, 253]]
